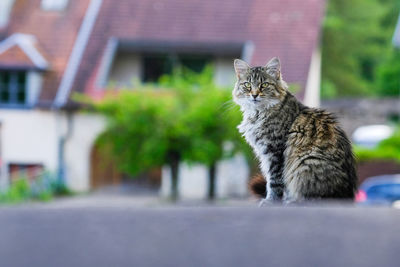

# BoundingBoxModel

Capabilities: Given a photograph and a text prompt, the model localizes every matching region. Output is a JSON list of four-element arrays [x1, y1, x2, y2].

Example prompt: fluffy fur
[[233, 58, 357, 202]]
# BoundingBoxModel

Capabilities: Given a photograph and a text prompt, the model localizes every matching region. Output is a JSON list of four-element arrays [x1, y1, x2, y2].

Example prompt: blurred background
[[0, 0, 399, 206]]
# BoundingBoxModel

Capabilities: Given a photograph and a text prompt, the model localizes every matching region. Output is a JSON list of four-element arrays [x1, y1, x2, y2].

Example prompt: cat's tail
[[249, 174, 267, 198]]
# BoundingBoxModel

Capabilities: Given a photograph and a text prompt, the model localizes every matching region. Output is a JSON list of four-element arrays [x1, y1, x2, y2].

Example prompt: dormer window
[[41, 0, 68, 11], [0, 71, 27, 106], [0, 34, 48, 108], [99, 40, 243, 87]]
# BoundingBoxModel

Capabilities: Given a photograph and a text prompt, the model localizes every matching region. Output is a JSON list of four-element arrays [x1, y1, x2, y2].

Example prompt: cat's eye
[[260, 82, 270, 90], [242, 82, 251, 90]]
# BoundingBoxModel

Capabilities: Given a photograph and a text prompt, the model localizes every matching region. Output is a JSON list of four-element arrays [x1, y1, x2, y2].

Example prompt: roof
[[1, 0, 91, 106], [66, 0, 325, 105], [0, 33, 49, 70], [393, 14, 400, 47], [2, 0, 325, 108]]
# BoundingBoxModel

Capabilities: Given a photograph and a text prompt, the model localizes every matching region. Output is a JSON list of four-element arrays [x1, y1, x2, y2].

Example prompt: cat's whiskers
[[220, 100, 238, 114]]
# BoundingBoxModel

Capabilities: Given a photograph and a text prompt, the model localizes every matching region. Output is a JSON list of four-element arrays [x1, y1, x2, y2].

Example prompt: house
[[0, 0, 325, 198]]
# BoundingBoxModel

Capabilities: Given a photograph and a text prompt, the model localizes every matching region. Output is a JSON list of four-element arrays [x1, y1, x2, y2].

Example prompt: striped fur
[[234, 58, 357, 202]]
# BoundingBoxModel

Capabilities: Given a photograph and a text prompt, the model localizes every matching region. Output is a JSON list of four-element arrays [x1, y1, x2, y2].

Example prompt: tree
[[92, 88, 188, 200], [376, 48, 400, 96], [159, 67, 244, 199], [83, 67, 248, 200], [321, 0, 400, 98]]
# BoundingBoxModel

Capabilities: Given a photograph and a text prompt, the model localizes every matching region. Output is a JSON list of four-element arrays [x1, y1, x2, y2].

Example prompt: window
[[9, 163, 44, 182], [367, 184, 400, 202], [142, 54, 174, 83], [41, 0, 68, 11], [142, 54, 212, 83], [0, 71, 27, 106]]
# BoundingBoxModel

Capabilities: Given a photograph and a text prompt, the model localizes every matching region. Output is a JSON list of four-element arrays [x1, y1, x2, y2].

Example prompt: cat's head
[[232, 57, 288, 111]]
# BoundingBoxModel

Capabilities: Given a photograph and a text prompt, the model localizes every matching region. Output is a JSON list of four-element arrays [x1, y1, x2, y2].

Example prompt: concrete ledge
[[0, 205, 398, 267]]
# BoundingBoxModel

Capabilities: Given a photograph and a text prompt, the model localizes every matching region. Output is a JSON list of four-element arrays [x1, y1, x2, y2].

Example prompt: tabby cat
[[233, 58, 357, 203]]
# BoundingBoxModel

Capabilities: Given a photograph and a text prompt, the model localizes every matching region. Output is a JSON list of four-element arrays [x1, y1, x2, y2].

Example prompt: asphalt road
[[0, 204, 399, 267]]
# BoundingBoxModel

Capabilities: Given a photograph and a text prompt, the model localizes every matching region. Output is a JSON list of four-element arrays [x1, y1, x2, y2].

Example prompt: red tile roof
[[0, 33, 50, 70], [72, 0, 325, 102], [0, 45, 36, 69], [1, 0, 325, 107], [2, 0, 90, 105]]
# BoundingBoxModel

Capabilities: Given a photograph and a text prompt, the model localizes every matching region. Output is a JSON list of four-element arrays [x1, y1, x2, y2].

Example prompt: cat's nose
[[252, 94, 258, 99]]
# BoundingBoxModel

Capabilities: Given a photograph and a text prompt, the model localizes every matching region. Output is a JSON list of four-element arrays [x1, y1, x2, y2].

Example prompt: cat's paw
[[258, 198, 276, 207]]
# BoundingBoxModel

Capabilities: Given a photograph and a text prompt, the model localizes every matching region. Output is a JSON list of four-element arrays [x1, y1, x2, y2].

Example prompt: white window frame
[[41, 0, 68, 11]]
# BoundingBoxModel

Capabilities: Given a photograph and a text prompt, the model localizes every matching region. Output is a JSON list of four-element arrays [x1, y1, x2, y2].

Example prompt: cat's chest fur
[[238, 108, 286, 178]]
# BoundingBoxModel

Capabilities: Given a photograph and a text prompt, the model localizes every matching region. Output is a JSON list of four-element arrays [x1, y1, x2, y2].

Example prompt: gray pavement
[[1, 200, 400, 267]]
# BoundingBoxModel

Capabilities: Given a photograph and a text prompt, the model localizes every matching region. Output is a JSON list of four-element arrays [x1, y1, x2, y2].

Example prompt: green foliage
[[354, 126, 400, 162], [0, 179, 30, 203], [94, 90, 180, 174], [0, 172, 72, 204], [321, 0, 400, 98], [321, 79, 338, 99], [159, 67, 243, 166], [376, 49, 400, 96], [88, 66, 248, 176]]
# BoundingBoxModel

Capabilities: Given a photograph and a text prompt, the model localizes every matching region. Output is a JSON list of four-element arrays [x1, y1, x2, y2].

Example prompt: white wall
[[64, 113, 105, 191], [108, 53, 141, 87], [214, 57, 236, 87], [303, 47, 321, 108], [161, 164, 208, 199], [160, 154, 249, 200], [216, 154, 249, 198], [0, 110, 59, 187], [27, 71, 43, 107], [0, 109, 106, 192]]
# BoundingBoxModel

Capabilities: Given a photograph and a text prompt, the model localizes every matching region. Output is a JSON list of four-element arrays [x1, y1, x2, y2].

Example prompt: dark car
[[356, 174, 400, 205]]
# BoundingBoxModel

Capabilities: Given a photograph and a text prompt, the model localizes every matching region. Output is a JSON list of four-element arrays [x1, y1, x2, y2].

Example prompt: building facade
[[0, 0, 325, 198]]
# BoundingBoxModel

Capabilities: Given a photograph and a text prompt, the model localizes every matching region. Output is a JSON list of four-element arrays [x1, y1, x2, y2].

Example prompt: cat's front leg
[[259, 183, 283, 207], [259, 197, 273, 207], [265, 179, 284, 201], [258, 181, 284, 207]]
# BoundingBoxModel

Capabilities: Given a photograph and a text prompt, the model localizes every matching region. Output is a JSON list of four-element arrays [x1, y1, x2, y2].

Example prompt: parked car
[[356, 174, 400, 206]]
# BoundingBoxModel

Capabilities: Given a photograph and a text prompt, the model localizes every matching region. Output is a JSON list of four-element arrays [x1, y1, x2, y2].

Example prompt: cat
[[233, 57, 357, 203]]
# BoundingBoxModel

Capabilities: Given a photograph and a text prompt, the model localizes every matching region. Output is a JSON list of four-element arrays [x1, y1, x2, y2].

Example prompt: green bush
[[0, 178, 30, 203], [354, 127, 400, 162], [0, 172, 72, 204]]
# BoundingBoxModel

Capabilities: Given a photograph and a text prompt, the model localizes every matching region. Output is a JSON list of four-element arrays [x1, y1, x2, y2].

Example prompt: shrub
[[354, 126, 400, 162], [0, 172, 72, 204]]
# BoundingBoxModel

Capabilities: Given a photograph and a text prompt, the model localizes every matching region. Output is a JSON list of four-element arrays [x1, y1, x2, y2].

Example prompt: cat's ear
[[265, 57, 281, 79], [234, 59, 249, 79]]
